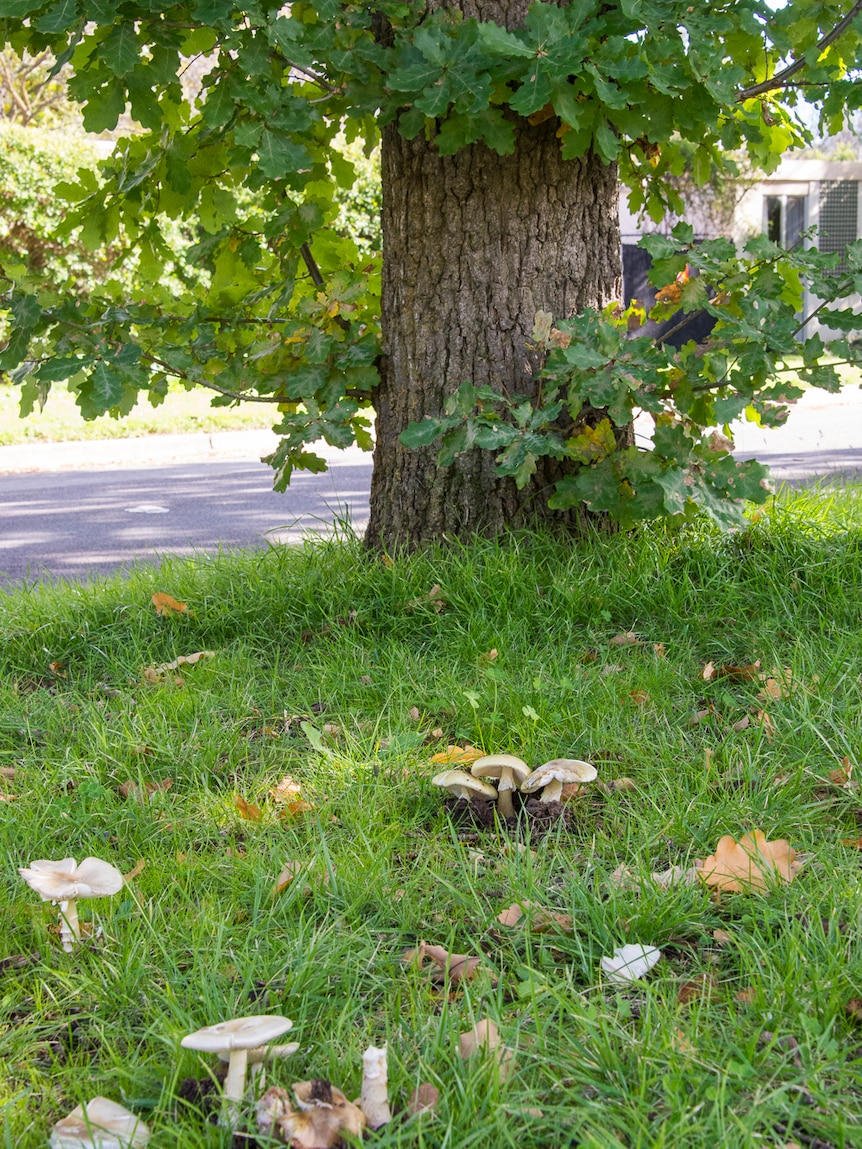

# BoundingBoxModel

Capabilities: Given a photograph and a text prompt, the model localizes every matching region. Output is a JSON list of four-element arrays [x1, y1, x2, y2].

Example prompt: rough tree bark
[[365, 3, 627, 550]]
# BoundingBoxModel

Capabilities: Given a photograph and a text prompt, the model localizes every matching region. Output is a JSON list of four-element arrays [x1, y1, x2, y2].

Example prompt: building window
[[818, 180, 859, 274], [766, 195, 806, 248]]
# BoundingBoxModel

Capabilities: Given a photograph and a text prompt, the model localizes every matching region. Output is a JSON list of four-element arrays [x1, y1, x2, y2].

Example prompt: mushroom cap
[[49, 1097, 150, 1149], [431, 769, 498, 800], [470, 754, 531, 790], [181, 1015, 294, 1054], [18, 857, 124, 903], [217, 1041, 300, 1065], [520, 758, 597, 793]]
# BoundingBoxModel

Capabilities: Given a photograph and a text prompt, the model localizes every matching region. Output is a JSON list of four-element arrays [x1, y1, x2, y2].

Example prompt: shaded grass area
[[0, 382, 274, 446], [2, 488, 862, 1147]]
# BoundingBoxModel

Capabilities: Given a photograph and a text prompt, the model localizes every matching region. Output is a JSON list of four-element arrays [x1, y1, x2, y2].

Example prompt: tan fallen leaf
[[407, 1083, 440, 1116], [753, 710, 775, 738], [610, 631, 641, 647], [497, 902, 526, 927], [845, 998, 862, 1022], [0, 792, 18, 802], [757, 677, 784, 702], [731, 714, 751, 732], [697, 829, 801, 893], [118, 778, 173, 802], [235, 794, 263, 822], [269, 775, 313, 815], [671, 1027, 695, 1055], [407, 584, 447, 612], [429, 744, 483, 765], [653, 643, 666, 658], [609, 864, 697, 891], [841, 836, 862, 849], [601, 663, 624, 675], [275, 861, 306, 893], [829, 758, 855, 786], [418, 942, 481, 984], [629, 689, 650, 705], [151, 592, 188, 615], [676, 973, 717, 1005], [408, 706, 421, 722], [478, 648, 499, 665], [0, 767, 15, 779], [122, 859, 146, 883], [702, 661, 716, 681], [496, 901, 573, 933], [712, 929, 733, 945], [458, 1019, 514, 1078], [719, 661, 761, 681]]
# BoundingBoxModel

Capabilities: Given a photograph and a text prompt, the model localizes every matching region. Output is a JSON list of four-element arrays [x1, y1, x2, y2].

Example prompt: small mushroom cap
[[520, 759, 598, 792], [181, 1015, 294, 1053], [49, 1097, 150, 1149], [470, 755, 531, 789], [19, 857, 124, 902], [431, 769, 498, 800]]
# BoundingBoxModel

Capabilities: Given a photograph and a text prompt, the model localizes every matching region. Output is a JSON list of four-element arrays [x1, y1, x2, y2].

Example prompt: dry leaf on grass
[[411, 941, 481, 984], [118, 778, 173, 802], [270, 775, 314, 815], [122, 859, 146, 883], [610, 631, 641, 647], [0, 792, 17, 802], [609, 864, 697, 891], [478, 648, 498, 665], [496, 901, 574, 933], [829, 758, 856, 787], [406, 1083, 440, 1116], [235, 794, 263, 822], [697, 829, 801, 893], [429, 744, 483, 765], [458, 1019, 514, 1078], [629, 689, 650, 705], [406, 584, 448, 612], [676, 973, 717, 1004], [712, 929, 733, 945], [151, 592, 188, 615]]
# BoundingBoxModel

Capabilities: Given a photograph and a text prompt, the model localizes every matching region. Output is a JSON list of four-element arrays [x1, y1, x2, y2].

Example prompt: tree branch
[[737, 0, 862, 102]]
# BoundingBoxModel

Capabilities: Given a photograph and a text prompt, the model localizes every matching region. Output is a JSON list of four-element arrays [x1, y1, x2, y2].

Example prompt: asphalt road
[[0, 456, 372, 586], [2, 387, 862, 587]]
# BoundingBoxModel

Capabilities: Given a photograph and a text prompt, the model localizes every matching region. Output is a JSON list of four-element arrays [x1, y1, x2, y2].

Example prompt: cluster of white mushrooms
[[18, 858, 393, 1147], [432, 753, 598, 818]]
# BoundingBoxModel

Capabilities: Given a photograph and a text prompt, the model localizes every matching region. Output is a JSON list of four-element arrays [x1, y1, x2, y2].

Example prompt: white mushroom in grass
[[360, 1044, 392, 1129], [431, 769, 497, 803], [470, 754, 530, 818], [520, 758, 598, 803], [18, 857, 124, 953], [181, 1015, 295, 1127], [49, 1097, 150, 1149]]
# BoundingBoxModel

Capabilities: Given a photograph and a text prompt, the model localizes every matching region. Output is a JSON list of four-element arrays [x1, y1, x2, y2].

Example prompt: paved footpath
[[1, 388, 861, 585]]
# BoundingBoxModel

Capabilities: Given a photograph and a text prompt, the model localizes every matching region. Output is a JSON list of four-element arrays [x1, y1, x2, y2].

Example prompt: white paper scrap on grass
[[600, 943, 662, 985]]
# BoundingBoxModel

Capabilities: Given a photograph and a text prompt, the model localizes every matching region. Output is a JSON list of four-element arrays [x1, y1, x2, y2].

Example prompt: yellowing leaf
[[151, 592, 188, 615], [697, 829, 801, 893], [269, 775, 313, 814], [235, 794, 262, 822], [567, 418, 617, 465], [429, 744, 483, 765], [275, 861, 305, 893], [122, 859, 146, 883]]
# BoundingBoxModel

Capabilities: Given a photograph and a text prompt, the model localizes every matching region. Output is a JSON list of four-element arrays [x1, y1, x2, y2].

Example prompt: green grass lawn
[[0, 382, 275, 446], [3, 490, 862, 1147]]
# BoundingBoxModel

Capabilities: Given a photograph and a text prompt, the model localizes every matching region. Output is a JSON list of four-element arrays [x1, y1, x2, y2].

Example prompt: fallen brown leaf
[[732, 714, 751, 732], [122, 859, 146, 883], [407, 1084, 440, 1116], [734, 987, 756, 1005], [458, 1018, 514, 1078], [235, 794, 263, 822], [478, 648, 499, 665], [610, 631, 641, 647], [653, 643, 666, 658], [753, 710, 775, 738], [151, 592, 188, 615], [676, 972, 717, 1005], [702, 661, 716, 681], [418, 942, 481, 984], [697, 829, 801, 893], [712, 929, 733, 945], [629, 689, 650, 705], [829, 758, 854, 786], [0, 766, 15, 779], [846, 998, 862, 1022], [118, 778, 173, 802]]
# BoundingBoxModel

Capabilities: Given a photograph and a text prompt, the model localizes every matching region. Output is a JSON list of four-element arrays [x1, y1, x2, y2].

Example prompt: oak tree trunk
[[366, 4, 627, 550]]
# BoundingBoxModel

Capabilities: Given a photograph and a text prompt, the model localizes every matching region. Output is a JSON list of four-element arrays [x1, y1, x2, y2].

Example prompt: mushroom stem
[[58, 899, 80, 953], [222, 1047, 250, 1126], [496, 788, 515, 819], [540, 778, 563, 803], [360, 1045, 391, 1130]]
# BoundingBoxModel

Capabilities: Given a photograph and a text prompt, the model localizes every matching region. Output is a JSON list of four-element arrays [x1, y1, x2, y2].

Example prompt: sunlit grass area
[[0, 381, 275, 446], [2, 487, 862, 1147]]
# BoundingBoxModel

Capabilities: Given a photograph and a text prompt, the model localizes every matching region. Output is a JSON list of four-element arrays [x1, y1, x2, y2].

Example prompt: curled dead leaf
[[478, 648, 499, 665], [458, 1019, 514, 1078], [829, 758, 855, 787], [151, 592, 188, 615], [122, 859, 146, 883], [676, 972, 717, 1005], [417, 942, 481, 984]]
